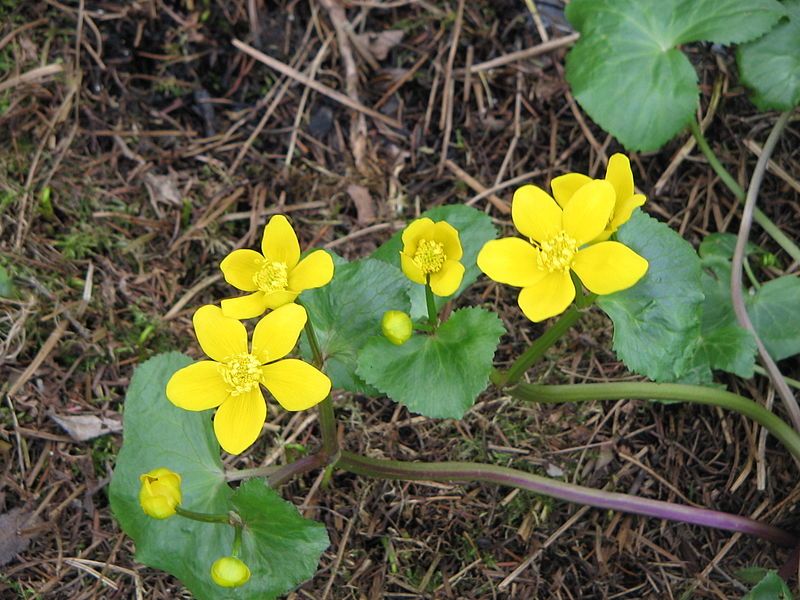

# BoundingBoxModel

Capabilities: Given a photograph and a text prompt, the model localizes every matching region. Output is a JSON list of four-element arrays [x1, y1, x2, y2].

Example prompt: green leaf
[[372, 204, 497, 320], [742, 571, 793, 600], [109, 353, 328, 600], [597, 211, 709, 382], [747, 276, 800, 360], [232, 479, 330, 598], [356, 307, 505, 419], [738, 1, 800, 110], [699, 272, 757, 377], [300, 258, 411, 393], [565, 0, 786, 151], [699, 235, 800, 362]]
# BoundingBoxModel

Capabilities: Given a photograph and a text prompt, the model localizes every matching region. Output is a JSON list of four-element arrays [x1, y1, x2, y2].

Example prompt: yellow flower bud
[[381, 310, 413, 345], [211, 556, 251, 588], [138, 468, 181, 519]]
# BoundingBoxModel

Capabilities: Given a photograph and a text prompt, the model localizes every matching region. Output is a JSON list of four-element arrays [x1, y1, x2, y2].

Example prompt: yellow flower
[[211, 556, 251, 588], [139, 467, 181, 519], [166, 304, 331, 455], [220, 215, 334, 319], [477, 180, 648, 322], [550, 153, 646, 241], [400, 218, 465, 296]]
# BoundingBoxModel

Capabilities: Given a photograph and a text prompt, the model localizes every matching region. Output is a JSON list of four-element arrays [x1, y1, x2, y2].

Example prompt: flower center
[[221, 353, 262, 396], [413, 239, 446, 274], [253, 260, 289, 294], [536, 231, 578, 273]]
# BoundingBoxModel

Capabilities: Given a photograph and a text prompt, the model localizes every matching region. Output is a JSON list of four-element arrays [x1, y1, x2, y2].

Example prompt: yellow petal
[[429, 259, 465, 296], [262, 290, 299, 310], [213, 388, 266, 455], [562, 180, 615, 245], [431, 221, 463, 261], [219, 249, 262, 292], [551, 173, 592, 208], [477, 238, 546, 287], [251, 303, 307, 363], [517, 272, 575, 322], [221, 292, 268, 320], [193, 305, 248, 361], [261, 359, 331, 411], [401, 218, 435, 255], [608, 193, 646, 233], [288, 250, 334, 292], [261, 215, 300, 269], [400, 252, 426, 285], [512, 185, 563, 243], [166, 361, 229, 411], [605, 154, 634, 203], [571, 241, 648, 295]]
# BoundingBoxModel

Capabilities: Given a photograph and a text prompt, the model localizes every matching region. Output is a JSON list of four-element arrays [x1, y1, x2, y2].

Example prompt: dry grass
[[1, 1, 799, 598]]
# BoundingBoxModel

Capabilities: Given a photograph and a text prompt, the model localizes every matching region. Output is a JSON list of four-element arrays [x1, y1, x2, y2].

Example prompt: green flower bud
[[138, 468, 181, 519], [381, 310, 413, 345], [211, 556, 251, 588]]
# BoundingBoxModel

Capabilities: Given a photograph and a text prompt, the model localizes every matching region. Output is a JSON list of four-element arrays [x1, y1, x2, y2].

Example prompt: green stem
[[232, 524, 243, 557], [689, 118, 800, 264], [174, 506, 232, 524], [424, 281, 438, 328], [302, 308, 339, 458], [497, 303, 587, 387], [337, 451, 794, 546], [510, 382, 800, 463]]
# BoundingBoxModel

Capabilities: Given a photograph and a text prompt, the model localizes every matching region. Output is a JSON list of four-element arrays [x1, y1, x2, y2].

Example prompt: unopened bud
[[139, 468, 181, 519], [381, 310, 413, 345], [211, 556, 251, 588]]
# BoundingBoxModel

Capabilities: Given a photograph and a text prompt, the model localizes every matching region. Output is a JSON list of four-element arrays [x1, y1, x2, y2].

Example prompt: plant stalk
[[302, 308, 339, 458], [424, 281, 438, 328], [510, 382, 800, 463], [689, 117, 800, 264], [337, 451, 794, 546], [174, 506, 232, 524], [496, 304, 585, 387]]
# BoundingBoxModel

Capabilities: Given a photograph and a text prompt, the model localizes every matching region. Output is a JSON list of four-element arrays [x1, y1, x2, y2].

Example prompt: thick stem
[[337, 451, 794, 546], [510, 382, 800, 463], [226, 453, 326, 486], [497, 304, 585, 387], [689, 117, 800, 264], [424, 281, 438, 328]]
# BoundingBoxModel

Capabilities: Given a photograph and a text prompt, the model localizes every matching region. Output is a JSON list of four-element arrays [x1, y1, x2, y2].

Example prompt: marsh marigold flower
[[211, 556, 251, 588], [166, 304, 331, 455], [400, 218, 464, 296], [550, 153, 646, 241], [477, 180, 648, 322], [139, 467, 181, 519], [220, 215, 334, 320]]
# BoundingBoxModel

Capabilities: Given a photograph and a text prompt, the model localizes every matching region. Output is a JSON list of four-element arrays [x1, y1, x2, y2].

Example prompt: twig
[[318, 0, 370, 173], [232, 39, 401, 129], [0, 64, 64, 94], [743, 138, 800, 196], [654, 75, 724, 195], [437, 0, 465, 174], [454, 33, 579, 75], [286, 38, 331, 167], [730, 111, 800, 432], [444, 159, 510, 214]]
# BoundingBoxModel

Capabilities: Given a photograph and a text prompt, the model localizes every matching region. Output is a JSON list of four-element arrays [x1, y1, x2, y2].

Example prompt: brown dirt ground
[[1, 1, 799, 599]]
